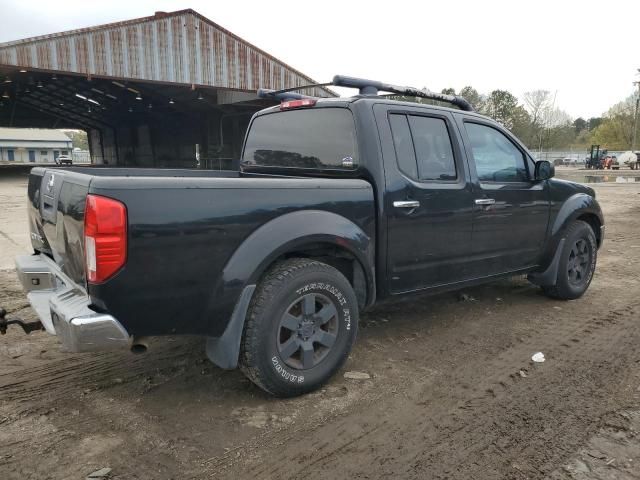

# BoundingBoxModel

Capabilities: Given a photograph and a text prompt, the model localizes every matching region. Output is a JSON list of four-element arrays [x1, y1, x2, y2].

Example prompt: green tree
[[573, 117, 587, 133], [590, 96, 639, 150], [459, 86, 484, 112], [483, 90, 521, 129], [587, 117, 603, 131]]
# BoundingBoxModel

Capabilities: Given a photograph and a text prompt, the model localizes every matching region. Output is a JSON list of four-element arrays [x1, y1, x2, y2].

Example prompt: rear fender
[[206, 210, 374, 369], [224, 210, 374, 293]]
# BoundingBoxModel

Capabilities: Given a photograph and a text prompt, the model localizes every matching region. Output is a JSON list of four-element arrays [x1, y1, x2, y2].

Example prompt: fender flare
[[223, 210, 374, 293], [207, 210, 374, 369], [550, 193, 602, 240], [530, 193, 603, 286]]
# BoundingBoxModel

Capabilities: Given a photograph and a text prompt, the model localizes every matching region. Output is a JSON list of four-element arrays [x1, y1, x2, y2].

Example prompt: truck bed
[[27, 167, 375, 337]]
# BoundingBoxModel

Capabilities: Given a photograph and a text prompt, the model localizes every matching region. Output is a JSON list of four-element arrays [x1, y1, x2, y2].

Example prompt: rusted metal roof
[[0, 10, 335, 97]]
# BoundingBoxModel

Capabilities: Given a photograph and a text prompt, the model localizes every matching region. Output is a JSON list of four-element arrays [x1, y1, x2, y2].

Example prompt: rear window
[[242, 108, 358, 170]]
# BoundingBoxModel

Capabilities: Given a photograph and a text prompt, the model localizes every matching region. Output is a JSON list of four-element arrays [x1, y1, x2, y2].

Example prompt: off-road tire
[[239, 258, 358, 397], [542, 220, 597, 300]]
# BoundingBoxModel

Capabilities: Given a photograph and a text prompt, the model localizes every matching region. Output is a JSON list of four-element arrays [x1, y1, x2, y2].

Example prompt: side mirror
[[534, 160, 554, 181]]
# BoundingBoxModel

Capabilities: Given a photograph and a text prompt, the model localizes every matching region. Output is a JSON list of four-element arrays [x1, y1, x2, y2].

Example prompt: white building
[[0, 128, 72, 163]]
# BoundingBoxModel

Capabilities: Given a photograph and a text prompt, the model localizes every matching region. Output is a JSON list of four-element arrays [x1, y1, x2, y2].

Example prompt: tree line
[[394, 86, 640, 152]]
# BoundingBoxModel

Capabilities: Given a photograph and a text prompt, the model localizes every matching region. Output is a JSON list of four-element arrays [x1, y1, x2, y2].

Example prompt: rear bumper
[[15, 254, 129, 352]]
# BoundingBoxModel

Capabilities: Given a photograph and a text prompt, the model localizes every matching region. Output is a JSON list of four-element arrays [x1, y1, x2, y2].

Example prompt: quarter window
[[464, 122, 528, 182], [389, 113, 457, 181]]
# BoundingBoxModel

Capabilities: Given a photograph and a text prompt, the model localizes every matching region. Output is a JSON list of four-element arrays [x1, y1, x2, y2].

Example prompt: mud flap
[[528, 238, 565, 287], [206, 285, 256, 369]]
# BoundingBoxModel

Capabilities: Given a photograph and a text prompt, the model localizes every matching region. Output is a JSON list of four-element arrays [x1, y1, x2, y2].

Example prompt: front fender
[[550, 193, 603, 240], [532, 193, 603, 282]]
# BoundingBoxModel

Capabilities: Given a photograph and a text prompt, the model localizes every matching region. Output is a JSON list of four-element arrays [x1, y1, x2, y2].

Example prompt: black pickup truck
[[12, 76, 604, 397]]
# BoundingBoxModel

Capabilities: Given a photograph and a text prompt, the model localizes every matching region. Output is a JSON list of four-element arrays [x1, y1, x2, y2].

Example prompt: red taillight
[[84, 194, 127, 283], [280, 98, 317, 110]]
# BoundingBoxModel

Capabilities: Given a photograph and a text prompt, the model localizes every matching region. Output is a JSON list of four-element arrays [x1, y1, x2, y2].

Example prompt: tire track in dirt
[[0, 339, 201, 409], [2, 181, 640, 480], [219, 303, 640, 479], [406, 306, 638, 479]]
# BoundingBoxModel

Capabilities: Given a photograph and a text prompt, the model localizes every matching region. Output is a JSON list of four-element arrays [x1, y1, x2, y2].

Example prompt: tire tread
[[542, 220, 596, 300], [239, 258, 353, 396]]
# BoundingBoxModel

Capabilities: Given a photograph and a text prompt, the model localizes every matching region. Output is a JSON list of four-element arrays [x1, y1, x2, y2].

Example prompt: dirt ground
[[1, 168, 640, 479]]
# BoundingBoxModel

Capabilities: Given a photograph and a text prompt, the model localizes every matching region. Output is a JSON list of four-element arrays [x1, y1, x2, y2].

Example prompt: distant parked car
[[56, 155, 72, 166]]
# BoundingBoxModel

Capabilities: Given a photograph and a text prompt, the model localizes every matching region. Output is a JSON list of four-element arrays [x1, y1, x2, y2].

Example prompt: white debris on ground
[[532, 352, 546, 363]]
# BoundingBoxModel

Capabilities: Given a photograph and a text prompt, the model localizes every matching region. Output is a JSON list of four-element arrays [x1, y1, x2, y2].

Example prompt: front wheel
[[239, 258, 358, 397], [542, 220, 597, 300]]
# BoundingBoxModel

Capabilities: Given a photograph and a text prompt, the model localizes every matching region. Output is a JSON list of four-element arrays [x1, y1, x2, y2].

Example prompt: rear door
[[375, 104, 475, 293], [456, 117, 550, 275]]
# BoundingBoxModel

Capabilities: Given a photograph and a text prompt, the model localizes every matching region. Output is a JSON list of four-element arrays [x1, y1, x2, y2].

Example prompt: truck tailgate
[[28, 168, 91, 286]]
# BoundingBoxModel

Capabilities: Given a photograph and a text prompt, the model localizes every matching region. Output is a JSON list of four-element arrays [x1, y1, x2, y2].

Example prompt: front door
[[458, 118, 550, 275], [375, 105, 475, 294]]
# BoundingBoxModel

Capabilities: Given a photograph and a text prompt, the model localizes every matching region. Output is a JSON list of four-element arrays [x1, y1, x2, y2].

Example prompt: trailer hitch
[[0, 308, 44, 335]]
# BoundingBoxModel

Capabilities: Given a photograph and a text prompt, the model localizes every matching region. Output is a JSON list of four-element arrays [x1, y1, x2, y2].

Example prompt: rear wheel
[[239, 258, 358, 397], [542, 220, 597, 300]]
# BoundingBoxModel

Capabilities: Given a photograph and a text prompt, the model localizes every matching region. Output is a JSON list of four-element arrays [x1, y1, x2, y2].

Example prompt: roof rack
[[257, 76, 475, 112], [332, 75, 474, 111]]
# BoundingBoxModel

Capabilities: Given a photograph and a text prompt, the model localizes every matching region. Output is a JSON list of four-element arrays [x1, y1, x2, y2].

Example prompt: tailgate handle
[[475, 198, 495, 205]]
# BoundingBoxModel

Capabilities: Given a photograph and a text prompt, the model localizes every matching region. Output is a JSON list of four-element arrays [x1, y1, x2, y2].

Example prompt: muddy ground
[[1, 168, 639, 479]]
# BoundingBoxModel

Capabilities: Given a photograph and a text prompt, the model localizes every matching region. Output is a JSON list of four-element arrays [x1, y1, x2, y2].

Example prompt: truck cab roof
[[255, 95, 492, 123]]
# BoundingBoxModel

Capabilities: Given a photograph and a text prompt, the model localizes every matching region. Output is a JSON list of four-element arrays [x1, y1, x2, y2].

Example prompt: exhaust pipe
[[130, 336, 150, 354]]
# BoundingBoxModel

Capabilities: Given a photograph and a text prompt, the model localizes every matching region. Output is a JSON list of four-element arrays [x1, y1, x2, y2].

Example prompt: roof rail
[[257, 76, 476, 112], [332, 75, 475, 112]]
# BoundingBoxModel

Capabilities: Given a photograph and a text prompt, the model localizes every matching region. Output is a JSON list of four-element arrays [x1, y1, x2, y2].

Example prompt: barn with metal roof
[[0, 9, 334, 168]]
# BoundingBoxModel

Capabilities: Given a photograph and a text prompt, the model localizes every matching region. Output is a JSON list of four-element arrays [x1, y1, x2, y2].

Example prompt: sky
[[0, 0, 638, 119]]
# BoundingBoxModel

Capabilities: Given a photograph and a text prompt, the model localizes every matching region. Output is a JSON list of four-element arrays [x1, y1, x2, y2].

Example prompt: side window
[[408, 116, 456, 181], [389, 114, 417, 179], [464, 122, 528, 182], [389, 113, 457, 181]]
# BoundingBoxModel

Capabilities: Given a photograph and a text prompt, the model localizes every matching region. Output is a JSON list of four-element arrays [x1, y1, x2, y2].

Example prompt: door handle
[[475, 198, 495, 205], [393, 200, 420, 209]]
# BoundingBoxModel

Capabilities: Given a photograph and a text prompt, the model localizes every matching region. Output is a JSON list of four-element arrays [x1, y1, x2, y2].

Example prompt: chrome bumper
[[15, 254, 129, 352]]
